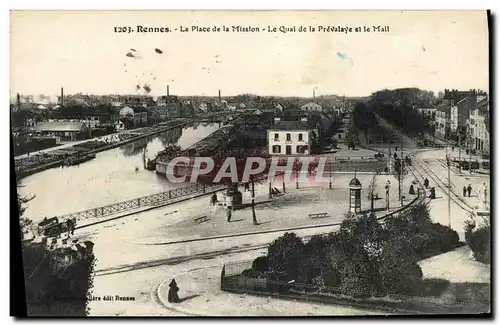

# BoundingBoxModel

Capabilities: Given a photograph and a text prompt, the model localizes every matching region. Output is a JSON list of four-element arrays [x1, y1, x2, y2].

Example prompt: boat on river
[[63, 152, 96, 166]]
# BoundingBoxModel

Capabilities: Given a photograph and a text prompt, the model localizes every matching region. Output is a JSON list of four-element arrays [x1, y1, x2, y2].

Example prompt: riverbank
[[14, 120, 188, 179]]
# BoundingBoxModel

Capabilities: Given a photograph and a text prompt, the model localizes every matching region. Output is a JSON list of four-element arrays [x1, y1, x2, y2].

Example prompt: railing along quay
[[57, 183, 227, 222]]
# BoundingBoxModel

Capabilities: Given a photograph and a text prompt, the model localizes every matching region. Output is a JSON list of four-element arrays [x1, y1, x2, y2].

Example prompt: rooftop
[[33, 121, 87, 132], [269, 121, 310, 131], [349, 177, 362, 186]]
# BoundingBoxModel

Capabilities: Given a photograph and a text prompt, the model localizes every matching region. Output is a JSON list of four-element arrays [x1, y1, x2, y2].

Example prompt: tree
[[367, 173, 378, 212], [392, 158, 408, 206], [17, 180, 35, 240], [267, 232, 306, 280], [378, 238, 423, 295]]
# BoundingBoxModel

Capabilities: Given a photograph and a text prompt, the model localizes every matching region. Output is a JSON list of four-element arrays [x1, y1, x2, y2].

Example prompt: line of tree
[[367, 88, 434, 137]]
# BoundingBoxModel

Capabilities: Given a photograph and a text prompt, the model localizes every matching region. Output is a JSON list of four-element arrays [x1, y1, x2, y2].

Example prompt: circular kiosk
[[349, 176, 362, 214]]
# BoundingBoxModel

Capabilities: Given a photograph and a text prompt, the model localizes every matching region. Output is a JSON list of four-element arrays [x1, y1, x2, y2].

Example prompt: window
[[274, 133, 279, 141], [272, 145, 281, 154], [286, 133, 291, 141], [296, 146, 304, 154], [298, 133, 303, 141]]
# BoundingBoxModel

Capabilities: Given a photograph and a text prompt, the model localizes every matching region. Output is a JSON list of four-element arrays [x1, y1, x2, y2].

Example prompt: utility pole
[[468, 125, 472, 175], [446, 146, 451, 228], [458, 131, 461, 174], [251, 176, 258, 225], [400, 132, 404, 207]]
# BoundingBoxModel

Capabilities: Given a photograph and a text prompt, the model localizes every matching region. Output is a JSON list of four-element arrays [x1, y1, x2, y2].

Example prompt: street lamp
[[251, 175, 258, 225], [385, 180, 391, 211]]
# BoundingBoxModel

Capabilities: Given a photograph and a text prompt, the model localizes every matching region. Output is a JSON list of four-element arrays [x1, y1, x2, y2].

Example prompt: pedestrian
[[463, 186, 467, 197], [168, 279, 180, 303], [210, 193, 217, 206], [467, 184, 472, 197], [424, 177, 429, 189]]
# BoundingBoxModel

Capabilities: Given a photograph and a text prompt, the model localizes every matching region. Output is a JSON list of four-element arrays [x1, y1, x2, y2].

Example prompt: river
[[18, 123, 221, 222]]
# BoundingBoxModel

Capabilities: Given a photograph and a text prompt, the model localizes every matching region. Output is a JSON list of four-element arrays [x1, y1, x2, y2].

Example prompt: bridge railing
[[57, 182, 227, 222]]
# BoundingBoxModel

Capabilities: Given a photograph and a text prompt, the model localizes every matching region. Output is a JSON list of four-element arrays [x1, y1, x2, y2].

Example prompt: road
[[410, 148, 489, 239], [78, 174, 412, 316], [75, 147, 487, 316]]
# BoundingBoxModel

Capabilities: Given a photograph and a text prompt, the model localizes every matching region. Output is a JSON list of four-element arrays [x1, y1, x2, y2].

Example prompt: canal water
[[19, 123, 220, 222]]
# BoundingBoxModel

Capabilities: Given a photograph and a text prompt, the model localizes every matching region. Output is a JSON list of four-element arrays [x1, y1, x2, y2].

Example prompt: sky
[[10, 10, 489, 99]]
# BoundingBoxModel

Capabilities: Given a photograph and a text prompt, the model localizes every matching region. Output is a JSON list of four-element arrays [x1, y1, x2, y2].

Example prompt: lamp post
[[385, 180, 391, 211], [249, 176, 258, 225], [329, 158, 332, 190]]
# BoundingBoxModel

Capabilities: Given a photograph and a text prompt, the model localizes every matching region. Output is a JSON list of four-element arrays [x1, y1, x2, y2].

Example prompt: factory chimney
[[60, 87, 64, 106], [219, 90, 221, 102], [16, 93, 20, 111], [167, 85, 170, 97]]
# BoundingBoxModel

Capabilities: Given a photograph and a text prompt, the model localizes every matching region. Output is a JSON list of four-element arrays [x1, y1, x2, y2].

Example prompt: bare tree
[[393, 158, 409, 206], [367, 173, 378, 212]]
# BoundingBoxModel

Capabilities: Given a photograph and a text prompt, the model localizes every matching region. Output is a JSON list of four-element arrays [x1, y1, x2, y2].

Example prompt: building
[[114, 120, 126, 131], [301, 102, 322, 112], [33, 121, 89, 141], [416, 107, 437, 120], [118, 106, 148, 127], [435, 106, 450, 138], [469, 98, 490, 155], [82, 116, 101, 129], [267, 121, 312, 155]]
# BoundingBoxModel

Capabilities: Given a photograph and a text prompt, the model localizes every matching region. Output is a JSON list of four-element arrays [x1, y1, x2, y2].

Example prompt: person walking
[[168, 279, 180, 303], [467, 184, 472, 197], [463, 185, 467, 197], [424, 177, 429, 189]]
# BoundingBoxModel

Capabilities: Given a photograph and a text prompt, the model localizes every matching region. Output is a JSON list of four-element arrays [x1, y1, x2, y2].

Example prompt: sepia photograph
[[10, 10, 491, 317]]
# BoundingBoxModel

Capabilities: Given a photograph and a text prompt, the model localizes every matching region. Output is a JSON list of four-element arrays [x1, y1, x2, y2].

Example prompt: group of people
[[463, 184, 473, 197], [424, 177, 475, 199]]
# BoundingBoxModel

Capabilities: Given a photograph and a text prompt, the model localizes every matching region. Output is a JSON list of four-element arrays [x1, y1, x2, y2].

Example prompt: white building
[[267, 121, 312, 155], [469, 99, 490, 154], [435, 106, 450, 138], [114, 120, 125, 131], [82, 116, 101, 129], [119, 106, 148, 127], [301, 102, 322, 112]]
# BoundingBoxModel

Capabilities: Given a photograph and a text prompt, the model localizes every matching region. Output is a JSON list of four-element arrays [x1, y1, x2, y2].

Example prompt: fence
[[221, 186, 425, 294], [57, 182, 227, 222]]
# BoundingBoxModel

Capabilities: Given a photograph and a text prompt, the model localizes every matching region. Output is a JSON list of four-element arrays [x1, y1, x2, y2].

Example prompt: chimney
[[313, 89, 316, 101], [60, 87, 64, 106], [16, 93, 20, 111], [219, 90, 221, 102], [167, 85, 169, 97]]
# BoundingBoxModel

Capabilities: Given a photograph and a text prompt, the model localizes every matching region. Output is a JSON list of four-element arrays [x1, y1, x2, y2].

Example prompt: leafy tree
[[267, 232, 306, 281], [330, 243, 378, 297], [378, 239, 423, 295], [251, 256, 268, 273]]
